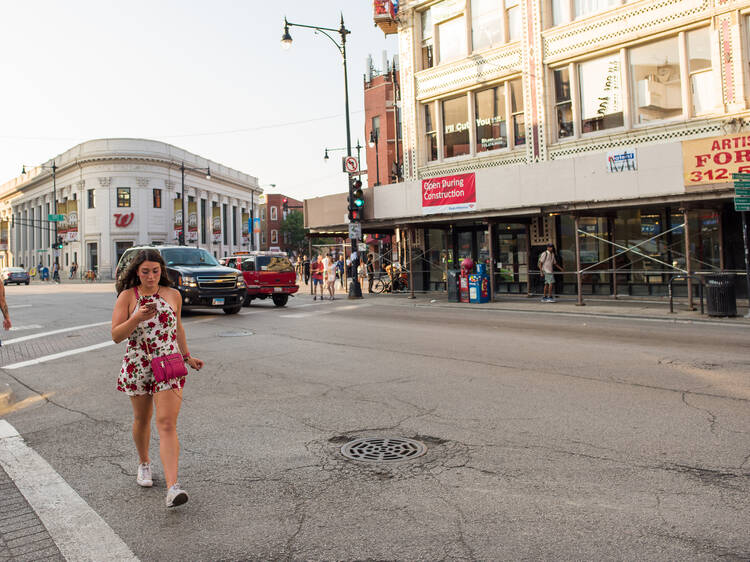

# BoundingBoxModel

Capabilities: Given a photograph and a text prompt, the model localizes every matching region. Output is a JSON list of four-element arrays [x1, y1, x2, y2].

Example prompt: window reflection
[[631, 37, 682, 124], [442, 95, 471, 158], [579, 53, 623, 132], [472, 0, 502, 51], [475, 85, 507, 152]]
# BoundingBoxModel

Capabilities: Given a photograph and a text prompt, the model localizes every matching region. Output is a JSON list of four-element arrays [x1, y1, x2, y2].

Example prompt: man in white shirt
[[538, 243, 563, 302]]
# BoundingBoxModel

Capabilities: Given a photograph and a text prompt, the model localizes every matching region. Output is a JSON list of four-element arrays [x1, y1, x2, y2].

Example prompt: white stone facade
[[0, 139, 261, 278]]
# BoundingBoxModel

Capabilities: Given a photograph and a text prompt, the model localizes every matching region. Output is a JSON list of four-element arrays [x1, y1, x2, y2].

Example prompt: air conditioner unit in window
[[636, 75, 681, 111]]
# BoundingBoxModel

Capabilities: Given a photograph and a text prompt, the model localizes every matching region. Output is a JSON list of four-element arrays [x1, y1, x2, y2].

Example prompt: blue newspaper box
[[468, 273, 490, 303]]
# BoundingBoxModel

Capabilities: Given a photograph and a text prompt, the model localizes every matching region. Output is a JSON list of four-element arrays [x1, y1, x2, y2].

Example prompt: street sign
[[732, 173, 750, 179], [48, 214, 65, 222], [735, 199, 750, 211], [348, 222, 362, 240], [342, 156, 359, 174], [735, 188, 750, 197]]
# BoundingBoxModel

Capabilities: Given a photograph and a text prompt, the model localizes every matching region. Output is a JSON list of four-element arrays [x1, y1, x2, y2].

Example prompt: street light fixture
[[21, 161, 59, 256], [369, 129, 380, 186], [281, 14, 362, 299], [180, 162, 211, 246], [324, 140, 363, 169]]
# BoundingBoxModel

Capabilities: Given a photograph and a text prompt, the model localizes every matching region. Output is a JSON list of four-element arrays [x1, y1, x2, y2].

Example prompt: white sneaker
[[136, 462, 153, 487], [165, 484, 188, 508]]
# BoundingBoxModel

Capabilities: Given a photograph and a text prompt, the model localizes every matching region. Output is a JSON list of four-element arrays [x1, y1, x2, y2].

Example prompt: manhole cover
[[217, 330, 254, 337], [341, 437, 427, 463]]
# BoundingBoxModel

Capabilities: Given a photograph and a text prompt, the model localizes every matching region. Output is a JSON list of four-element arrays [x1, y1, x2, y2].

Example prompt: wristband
[[182, 353, 190, 361]]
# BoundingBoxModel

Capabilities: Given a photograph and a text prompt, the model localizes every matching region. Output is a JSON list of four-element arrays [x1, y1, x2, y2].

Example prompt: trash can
[[705, 273, 737, 317], [447, 269, 459, 302]]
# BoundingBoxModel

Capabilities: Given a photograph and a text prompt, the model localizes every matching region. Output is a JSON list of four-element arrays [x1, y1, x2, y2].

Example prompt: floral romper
[[117, 287, 185, 396]]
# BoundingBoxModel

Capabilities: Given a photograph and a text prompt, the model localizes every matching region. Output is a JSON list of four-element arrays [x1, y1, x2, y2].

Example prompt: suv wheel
[[272, 294, 289, 307], [223, 305, 242, 315]]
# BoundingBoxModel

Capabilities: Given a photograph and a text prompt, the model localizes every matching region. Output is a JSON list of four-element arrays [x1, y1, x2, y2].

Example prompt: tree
[[280, 210, 308, 254]]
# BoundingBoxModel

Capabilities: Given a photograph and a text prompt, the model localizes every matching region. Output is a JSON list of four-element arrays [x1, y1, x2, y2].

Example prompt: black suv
[[116, 246, 246, 314]]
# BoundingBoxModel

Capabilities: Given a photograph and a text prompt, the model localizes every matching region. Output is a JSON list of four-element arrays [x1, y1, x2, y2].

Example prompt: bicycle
[[372, 271, 409, 294]]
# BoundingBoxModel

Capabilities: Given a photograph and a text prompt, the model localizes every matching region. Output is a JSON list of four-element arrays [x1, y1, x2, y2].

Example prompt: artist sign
[[683, 133, 750, 186]]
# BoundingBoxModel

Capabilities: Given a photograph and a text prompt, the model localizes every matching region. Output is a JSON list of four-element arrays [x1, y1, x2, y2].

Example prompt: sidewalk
[[297, 277, 750, 324]]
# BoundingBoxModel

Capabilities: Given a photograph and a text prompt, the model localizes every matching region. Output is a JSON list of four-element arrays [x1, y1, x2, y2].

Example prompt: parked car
[[115, 246, 246, 314], [224, 251, 299, 307], [2, 267, 30, 286]]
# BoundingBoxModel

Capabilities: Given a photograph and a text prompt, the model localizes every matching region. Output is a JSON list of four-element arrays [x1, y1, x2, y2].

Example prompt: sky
[[0, 1, 397, 200]]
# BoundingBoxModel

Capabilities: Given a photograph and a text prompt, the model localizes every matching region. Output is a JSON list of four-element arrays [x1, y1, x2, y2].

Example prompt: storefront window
[[438, 16, 467, 63], [554, 68, 573, 138], [687, 28, 716, 115], [475, 85, 507, 152], [457, 231, 473, 261], [421, 8, 434, 69], [427, 229, 447, 288], [442, 95, 470, 158], [472, 0, 502, 51], [425, 103, 438, 161], [510, 79, 525, 145], [631, 37, 682, 124], [506, 0, 521, 41], [579, 53, 623, 132]]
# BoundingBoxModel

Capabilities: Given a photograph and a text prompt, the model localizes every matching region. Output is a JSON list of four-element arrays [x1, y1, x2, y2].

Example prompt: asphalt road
[[1, 283, 749, 561]]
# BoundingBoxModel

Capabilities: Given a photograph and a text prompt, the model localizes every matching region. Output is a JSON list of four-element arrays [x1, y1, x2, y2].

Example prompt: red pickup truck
[[224, 252, 299, 307]]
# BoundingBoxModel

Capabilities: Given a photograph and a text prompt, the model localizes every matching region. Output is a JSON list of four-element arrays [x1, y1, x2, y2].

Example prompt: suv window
[[117, 248, 139, 276], [257, 256, 293, 272], [161, 248, 219, 267], [241, 259, 255, 272]]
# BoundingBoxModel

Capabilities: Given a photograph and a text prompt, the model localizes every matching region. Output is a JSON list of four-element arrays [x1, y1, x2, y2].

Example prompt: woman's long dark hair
[[116, 249, 172, 295]]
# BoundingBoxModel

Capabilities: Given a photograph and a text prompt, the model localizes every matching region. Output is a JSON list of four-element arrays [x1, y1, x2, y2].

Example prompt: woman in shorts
[[111, 249, 204, 507]]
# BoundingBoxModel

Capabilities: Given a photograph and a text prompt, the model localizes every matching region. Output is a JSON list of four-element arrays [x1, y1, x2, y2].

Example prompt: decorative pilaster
[[522, 0, 547, 162], [717, 9, 747, 113], [398, 9, 418, 180]]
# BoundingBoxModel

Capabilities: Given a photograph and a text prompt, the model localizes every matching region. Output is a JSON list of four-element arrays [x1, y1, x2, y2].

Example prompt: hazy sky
[[0, 1, 397, 200]]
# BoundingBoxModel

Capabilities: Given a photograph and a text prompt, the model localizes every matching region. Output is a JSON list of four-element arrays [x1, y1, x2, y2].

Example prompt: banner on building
[[253, 217, 261, 233], [241, 212, 249, 245], [0, 221, 8, 251], [422, 172, 476, 215], [683, 133, 750, 186], [57, 201, 69, 241], [212, 205, 221, 243], [173, 198, 183, 241], [66, 200, 78, 242], [187, 201, 198, 242]]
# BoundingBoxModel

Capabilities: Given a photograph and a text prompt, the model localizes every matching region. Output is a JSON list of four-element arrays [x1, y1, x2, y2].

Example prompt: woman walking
[[111, 249, 204, 507]]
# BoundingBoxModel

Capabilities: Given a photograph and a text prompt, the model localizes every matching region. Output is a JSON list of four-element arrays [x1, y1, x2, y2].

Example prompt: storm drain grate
[[340, 437, 427, 463]]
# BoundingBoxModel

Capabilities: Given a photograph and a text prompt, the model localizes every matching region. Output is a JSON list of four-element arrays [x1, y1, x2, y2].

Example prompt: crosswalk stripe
[[0, 420, 139, 561], [3, 341, 115, 370]]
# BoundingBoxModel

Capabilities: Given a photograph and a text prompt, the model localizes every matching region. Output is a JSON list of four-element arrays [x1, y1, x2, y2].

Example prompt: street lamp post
[[21, 162, 58, 260], [369, 130, 380, 186], [282, 14, 363, 299], [180, 162, 211, 246]]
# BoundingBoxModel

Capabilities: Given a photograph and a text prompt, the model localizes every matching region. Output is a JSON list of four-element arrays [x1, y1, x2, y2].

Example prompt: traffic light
[[352, 180, 364, 208], [178, 231, 185, 245], [54, 236, 63, 250], [282, 197, 288, 213]]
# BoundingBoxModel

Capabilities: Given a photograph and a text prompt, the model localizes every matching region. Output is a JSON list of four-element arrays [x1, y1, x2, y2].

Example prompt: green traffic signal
[[353, 188, 364, 208]]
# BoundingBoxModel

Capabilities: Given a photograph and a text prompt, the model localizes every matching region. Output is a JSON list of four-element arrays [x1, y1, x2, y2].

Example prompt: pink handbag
[[150, 353, 188, 384]]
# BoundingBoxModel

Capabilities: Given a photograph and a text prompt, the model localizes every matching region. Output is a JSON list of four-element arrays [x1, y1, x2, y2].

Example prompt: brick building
[[364, 55, 403, 188], [258, 193, 302, 254]]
